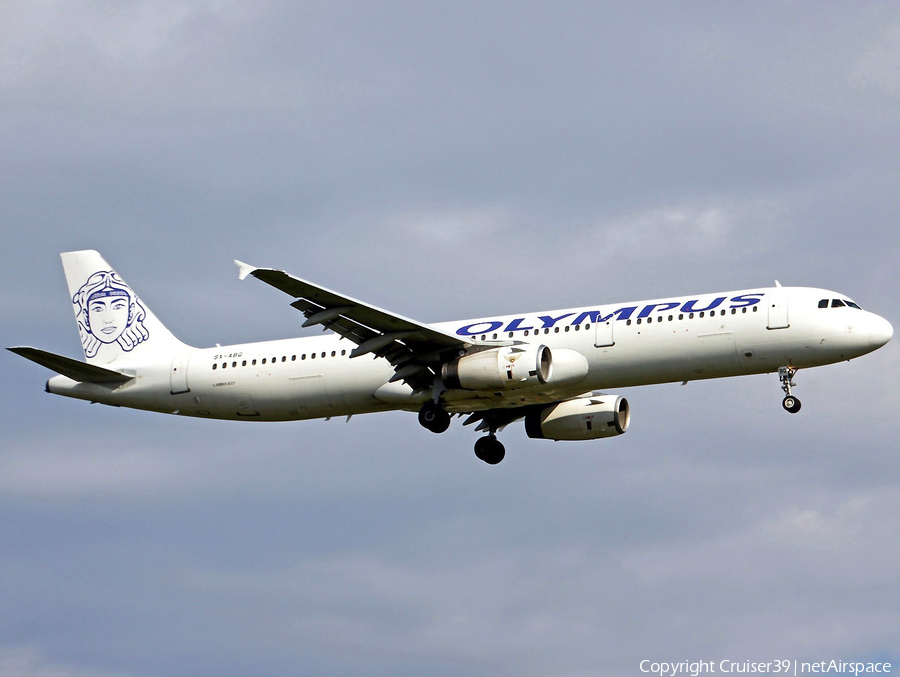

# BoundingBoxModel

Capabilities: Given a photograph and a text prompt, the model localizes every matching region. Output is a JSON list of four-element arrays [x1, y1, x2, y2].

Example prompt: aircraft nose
[[869, 314, 893, 349]]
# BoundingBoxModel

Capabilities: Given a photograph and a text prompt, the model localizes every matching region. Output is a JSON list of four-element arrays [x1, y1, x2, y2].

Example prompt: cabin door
[[767, 287, 790, 330], [170, 354, 191, 394], [594, 318, 615, 348]]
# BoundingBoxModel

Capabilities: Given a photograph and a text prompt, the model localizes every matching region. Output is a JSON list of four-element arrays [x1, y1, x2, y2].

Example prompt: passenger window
[[699, 312, 704, 318], [292, 355, 296, 361], [731, 308, 736, 314], [818, 299, 828, 308], [302, 354, 306, 360], [281, 356, 286, 362], [554, 327, 560, 333], [668, 315, 673, 321], [832, 299, 845, 307], [626, 319, 632, 326], [565, 326, 570, 332], [212, 363, 217, 370], [341, 350, 346, 356], [636, 319, 642, 325], [321, 352, 326, 358], [524, 330, 529, 336], [752, 306, 758, 312], [678, 314, 683, 320], [689, 313, 694, 319], [742, 308, 747, 313], [252, 359, 257, 366], [492, 333, 498, 339], [585, 324, 591, 330], [242, 360, 247, 367], [331, 351, 336, 357], [310, 353, 315, 359], [232, 362, 237, 368]]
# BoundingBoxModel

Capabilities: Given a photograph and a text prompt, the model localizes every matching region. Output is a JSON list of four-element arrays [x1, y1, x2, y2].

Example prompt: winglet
[[235, 260, 258, 281]]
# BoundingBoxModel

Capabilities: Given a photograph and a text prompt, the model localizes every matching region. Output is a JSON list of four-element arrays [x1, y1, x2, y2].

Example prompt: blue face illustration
[[87, 295, 130, 344], [73, 271, 149, 357]]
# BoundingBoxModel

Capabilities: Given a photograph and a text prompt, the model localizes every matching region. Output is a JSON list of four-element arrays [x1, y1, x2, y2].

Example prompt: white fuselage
[[46, 286, 892, 421]]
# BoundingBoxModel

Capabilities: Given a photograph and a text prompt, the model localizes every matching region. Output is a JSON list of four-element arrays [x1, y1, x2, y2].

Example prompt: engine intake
[[525, 395, 630, 441], [443, 344, 552, 391]]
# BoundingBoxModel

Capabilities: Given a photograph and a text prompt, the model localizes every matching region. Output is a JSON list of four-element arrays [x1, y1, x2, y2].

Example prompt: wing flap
[[236, 262, 471, 391], [244, 266, 464, 348], [8, 347, 134, 385]]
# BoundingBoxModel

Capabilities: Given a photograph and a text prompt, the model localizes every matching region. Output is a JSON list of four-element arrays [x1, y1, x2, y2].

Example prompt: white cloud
[[765, 498, 871, 548], [597, 198, 787, 259], [0, 646, 122, 677]]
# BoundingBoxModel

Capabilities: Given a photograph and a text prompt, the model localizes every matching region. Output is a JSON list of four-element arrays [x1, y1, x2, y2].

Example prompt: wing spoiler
[[8, 347, 134, 385], [235, 260, 471, 392]]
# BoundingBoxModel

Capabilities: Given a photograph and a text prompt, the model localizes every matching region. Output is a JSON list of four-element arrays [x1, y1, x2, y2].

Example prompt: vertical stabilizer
[[61, 250, 188, 364]]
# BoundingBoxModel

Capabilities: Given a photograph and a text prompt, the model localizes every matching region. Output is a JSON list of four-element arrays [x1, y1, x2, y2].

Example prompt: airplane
[[9, 250, 894, 464]]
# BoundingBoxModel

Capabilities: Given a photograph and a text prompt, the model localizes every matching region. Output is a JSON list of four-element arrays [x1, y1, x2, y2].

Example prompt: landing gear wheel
[[474, 435, 506, 465], [418, 403, 451, 433], [777, 366, 801, 414], [782, 396, 801, 414]]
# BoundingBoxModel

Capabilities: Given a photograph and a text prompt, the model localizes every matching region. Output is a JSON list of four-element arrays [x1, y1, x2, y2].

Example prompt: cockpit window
[[820, 298, 862, 309]]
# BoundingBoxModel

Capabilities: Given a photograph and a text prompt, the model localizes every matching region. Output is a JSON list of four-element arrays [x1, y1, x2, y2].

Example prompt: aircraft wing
[[236, 261, 471, 391], [8, 347, 134, 385]]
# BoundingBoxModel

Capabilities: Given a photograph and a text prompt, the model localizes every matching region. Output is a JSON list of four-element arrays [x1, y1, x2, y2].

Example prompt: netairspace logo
[[639, 660, 892, 677]]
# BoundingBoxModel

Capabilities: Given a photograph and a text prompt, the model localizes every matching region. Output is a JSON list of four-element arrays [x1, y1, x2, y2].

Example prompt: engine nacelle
[[442, 344, 552, 391], [525, 395, 630, 441]]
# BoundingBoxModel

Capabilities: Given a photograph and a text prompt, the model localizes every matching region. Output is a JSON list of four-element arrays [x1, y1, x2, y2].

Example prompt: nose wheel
[[778, 367, 802, 413]]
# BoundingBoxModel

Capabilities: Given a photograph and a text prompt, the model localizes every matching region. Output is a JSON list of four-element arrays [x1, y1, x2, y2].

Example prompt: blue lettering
[[729, 293, 764, 308], [637, 301, 681, 319], [596, 306, 638, 322], [537, 312, 574, 328], [504, 317, 535, 332], [681, 297, 726, 313], [456, 320, 503, 336], [572, 310, 600, 325]]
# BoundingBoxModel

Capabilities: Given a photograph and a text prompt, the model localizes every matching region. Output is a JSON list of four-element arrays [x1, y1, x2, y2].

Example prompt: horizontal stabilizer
[[8, 347, 134, 384]]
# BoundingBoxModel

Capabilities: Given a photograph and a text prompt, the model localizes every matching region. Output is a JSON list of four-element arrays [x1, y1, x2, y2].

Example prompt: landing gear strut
[[474, 435, 506, 465], [418, 402, 451, 433], [778, 366, 801, 414]]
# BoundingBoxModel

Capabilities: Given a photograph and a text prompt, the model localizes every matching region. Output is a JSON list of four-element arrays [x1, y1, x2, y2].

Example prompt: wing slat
[[237, 262, 470, 391]]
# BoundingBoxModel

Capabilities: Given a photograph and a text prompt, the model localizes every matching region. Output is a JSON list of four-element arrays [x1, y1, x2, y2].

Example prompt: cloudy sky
[[2, 2, 899, 675]]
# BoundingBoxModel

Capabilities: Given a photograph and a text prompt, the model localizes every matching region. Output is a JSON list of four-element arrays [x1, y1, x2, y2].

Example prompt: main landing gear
[[778, 366, 802, 414], [474, 435, 506, 465], [418, 402, 451, 433], [417, 403, 507, 464]]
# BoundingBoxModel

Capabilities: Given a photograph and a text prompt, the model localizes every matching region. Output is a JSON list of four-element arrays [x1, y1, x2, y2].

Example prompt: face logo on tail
[[73, 271, 149, 357]]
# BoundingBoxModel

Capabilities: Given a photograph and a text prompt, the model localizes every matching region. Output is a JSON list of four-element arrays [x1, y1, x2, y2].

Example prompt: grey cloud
[[2, 2, 899, 676]]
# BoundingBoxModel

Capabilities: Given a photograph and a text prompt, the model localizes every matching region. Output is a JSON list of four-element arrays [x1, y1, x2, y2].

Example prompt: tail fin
[[61, 250, 188, 364]]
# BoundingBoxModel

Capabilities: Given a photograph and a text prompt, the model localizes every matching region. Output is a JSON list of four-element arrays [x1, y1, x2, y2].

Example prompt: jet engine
[[524, 395, 630, 441], [442, 344, 552, 391]]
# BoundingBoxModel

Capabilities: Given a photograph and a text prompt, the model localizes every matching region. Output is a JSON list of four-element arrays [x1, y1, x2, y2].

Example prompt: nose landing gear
[[778, 366, 802, 413]]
